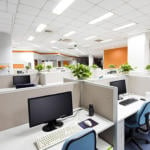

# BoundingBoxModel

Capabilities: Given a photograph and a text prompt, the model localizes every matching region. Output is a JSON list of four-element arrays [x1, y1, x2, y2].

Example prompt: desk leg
[[115, 120, 125, 150]]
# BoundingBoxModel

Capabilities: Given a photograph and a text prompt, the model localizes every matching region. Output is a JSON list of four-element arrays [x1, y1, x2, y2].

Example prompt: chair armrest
[[145, 112, 150, 130]]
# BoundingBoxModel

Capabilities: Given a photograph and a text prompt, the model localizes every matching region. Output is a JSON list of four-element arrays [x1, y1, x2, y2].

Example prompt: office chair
[[61, 128, 97, 150], [125, 101, 150, 150]]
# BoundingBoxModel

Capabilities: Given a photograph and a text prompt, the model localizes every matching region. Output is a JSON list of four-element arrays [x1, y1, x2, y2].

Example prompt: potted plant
[[46, 65, 52, 72], [91, 64, 99, 69], [108, 64, 116, 69], [119, 63, 133, 74], [25, 65, 30, 73], [35, 64, 44, 72], [145, 64, 150, 71], [65, 64, 75, 70], [72, 63, 92, 80]]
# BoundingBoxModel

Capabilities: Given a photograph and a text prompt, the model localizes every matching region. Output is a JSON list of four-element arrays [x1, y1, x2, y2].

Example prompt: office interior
[[0, 0, 150, 150]]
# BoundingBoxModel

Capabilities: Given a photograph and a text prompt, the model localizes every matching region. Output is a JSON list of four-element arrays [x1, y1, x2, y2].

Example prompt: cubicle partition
[[81, 81, 117, 147], [0, 73, 40, 88], [81, 81, 117, 122], [128, 75, 150, 96], [0, 82, 80, 131]]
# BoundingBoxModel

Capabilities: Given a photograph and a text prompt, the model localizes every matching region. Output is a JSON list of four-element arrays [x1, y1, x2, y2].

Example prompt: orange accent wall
[[0, 65, 8, 68], [104, 47, 128, 69], [13, 64, 24, 69], [63, 61, 69, 66]]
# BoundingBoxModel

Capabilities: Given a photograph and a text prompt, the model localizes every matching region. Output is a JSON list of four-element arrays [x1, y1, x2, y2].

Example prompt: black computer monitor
[[13, 75, 30, 85], [28, 91, 73, 132], [110, 80, 127, 99]]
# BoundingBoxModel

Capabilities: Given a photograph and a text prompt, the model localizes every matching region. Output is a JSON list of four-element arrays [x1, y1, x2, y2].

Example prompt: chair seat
[[125, 113, 139, 128]]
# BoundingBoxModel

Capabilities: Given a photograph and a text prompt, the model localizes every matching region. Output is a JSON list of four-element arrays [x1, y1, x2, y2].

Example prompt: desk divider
[[128, 75, 150, 96], [81, 81, 117, 147], [0, 82, 80, 131]]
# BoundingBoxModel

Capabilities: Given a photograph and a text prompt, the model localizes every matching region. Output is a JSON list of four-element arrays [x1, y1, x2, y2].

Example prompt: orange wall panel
[[104, 47, 128, 69], [13, 64, 24, 69], [63, 61, 69, 66]]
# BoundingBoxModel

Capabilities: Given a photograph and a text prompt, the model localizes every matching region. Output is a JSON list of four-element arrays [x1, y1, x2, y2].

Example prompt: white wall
[[128, 33, 150, 70], [0, 32, 12, 74], [12, 52, 34, 69]]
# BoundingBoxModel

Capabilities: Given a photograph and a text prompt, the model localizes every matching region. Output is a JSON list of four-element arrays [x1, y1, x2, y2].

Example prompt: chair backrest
[[61, 128, 96, 150], [136, 101, 150, 126]]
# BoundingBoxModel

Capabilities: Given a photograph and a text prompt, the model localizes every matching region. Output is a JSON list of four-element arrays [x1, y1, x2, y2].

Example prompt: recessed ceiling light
[[63, 31, 76, 37], [68, 42, 76, 45], [27, 36, 34, 41], [101, 39, 112, 43], [52, 0, 75, 15], [36, 24, 47, 32], [52, 46, 59, 49], [84, 36, 96, 40], [88, 12, 114, 24], [50, 40, 57, 43], [113, 23, 136, 31]]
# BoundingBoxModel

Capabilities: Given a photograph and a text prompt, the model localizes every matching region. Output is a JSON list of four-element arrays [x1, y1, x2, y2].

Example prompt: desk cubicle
[[0, 78, 116, 150], [86, 74, 150, 150]]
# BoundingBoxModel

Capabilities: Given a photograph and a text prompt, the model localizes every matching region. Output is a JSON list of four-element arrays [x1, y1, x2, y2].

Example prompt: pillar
[[128, 33, 150, 70], [0, 32, 12, 74]]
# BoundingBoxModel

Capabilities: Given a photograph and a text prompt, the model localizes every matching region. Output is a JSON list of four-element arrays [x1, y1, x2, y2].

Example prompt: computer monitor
[[13, 75, 30, 85], [28, 91, 73, 132], [110, 80, 127, 99]]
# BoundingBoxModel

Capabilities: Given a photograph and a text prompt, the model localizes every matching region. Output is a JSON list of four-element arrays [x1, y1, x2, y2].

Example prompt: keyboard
[[119, 98, 138, 106], [35, 124, 82, 150]]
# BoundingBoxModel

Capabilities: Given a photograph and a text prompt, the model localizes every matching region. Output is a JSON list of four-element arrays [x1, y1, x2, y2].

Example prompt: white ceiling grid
[[0, 0, 150, 56]]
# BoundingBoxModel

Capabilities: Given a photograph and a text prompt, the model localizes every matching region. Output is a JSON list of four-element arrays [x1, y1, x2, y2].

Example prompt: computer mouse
[[84, 120, 92, 127], [140, 98, 146, 101]]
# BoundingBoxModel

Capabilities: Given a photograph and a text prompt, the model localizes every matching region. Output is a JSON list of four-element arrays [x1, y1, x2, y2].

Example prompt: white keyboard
[[35, 124, 82, 150]]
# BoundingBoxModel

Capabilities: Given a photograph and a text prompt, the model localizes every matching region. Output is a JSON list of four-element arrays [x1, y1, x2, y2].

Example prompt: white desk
[[117, 95, 148, 150], [0, 109, 114, 150]]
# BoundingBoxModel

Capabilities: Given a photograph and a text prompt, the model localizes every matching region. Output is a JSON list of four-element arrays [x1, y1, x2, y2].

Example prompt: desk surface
[[0, 109, 113, 150], [118, 95, 148, 121]]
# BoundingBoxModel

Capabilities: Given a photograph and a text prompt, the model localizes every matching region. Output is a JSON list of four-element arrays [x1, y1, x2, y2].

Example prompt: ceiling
[[0, 0, 150, 56]]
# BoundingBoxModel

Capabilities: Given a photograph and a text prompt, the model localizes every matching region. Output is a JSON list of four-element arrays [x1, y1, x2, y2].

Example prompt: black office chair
[[125, 101, 150, 150]]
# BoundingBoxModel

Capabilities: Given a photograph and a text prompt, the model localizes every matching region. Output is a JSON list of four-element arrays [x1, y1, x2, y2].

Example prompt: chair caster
[[145, 140, 150, 144]]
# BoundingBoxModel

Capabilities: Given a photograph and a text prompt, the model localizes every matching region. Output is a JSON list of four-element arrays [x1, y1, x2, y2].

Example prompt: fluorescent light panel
[[36, 24, 47, 32], [113, 23, 136, 31], [28, 36, 34, 41], [89, 12, 114, 24], [52, 0, 75, 15], [63, 31, 76, 37], [85, 36, 96, 40], [101, 39, 112, 43], [50, 40, 57, 43]]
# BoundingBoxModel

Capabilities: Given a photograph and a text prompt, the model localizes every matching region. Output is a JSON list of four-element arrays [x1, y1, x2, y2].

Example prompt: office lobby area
[[0, 0, 150, 150]]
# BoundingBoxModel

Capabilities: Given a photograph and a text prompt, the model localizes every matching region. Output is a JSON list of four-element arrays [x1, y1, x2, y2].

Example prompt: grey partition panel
[[0, 73, 40, 88], [0, 82, 80, 131], [128, 75, 150, 96], [0, 75, 13, 88], [81, 82, 117, 122]]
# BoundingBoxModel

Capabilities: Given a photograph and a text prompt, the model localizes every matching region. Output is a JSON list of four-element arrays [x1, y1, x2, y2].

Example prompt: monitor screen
[[13, 75, 30, 85], [110, 80, 127, 98], [28, 91, 73, 132]]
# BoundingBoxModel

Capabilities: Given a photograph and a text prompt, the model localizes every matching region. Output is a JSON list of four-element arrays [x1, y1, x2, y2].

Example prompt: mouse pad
[[78, 118, 98, 129]]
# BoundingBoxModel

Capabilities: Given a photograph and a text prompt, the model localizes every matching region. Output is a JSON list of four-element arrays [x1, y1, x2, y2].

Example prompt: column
[[0, 32, 12, 74], [88, 55, 93, 66], [128, 33, 150, 70]]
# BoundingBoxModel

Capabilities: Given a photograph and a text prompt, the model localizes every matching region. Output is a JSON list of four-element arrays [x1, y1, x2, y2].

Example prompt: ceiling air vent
[[44, 29, 53, 33], [59, 38, 72, 42], [95, 39, 103, 42]]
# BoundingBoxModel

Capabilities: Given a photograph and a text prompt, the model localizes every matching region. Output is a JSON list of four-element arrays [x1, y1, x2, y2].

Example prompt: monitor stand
[[54, 120, 63, 127], [42, 121, 56, 132], [42, 120, 63, 132]]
